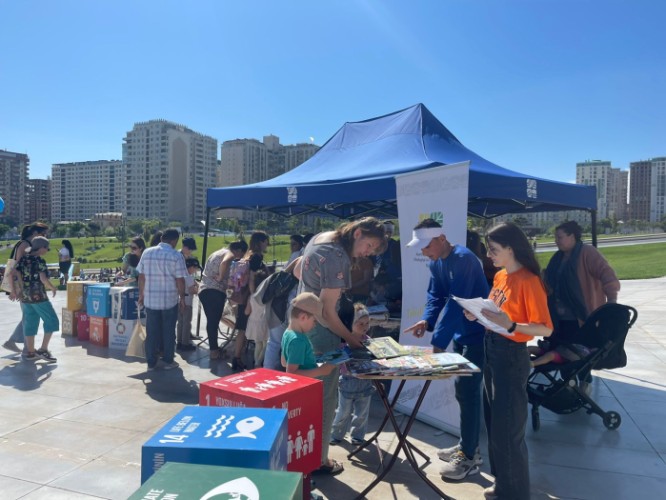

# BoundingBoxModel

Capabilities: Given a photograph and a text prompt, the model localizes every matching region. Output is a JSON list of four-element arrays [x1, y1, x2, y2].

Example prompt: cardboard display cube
[[61, 308, 76, 337], [130, 462, 303, 500], [141, 405, 288, 483], [109, 318, 136, 350], [66, 281, 97, 312], [200, 368, 323, 474], [75, 312, 90, 341], [89, 316, 109, 347], [110, 286, 140, 320], [86, 283, 111, 318]]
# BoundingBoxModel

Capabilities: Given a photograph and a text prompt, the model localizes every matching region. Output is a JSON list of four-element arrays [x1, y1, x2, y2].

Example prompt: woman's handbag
[[125, 317, 146, 358], [1, 258, 17, 294]]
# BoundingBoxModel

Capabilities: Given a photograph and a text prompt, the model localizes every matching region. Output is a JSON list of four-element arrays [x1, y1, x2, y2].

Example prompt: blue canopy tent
[[205, 103, 597, 240]]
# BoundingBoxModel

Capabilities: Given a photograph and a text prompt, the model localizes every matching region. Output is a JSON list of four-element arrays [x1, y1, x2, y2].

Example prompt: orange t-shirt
[[488, 267, 553, 343]]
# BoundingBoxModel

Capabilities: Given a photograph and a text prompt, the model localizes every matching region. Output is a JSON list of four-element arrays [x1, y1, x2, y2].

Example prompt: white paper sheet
[[452, 296, 512, 336]]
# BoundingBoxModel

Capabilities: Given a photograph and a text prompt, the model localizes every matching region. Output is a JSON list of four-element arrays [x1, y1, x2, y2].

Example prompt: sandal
[[312, 459, 344, 476]]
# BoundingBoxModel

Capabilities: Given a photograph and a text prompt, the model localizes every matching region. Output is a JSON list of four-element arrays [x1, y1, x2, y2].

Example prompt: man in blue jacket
[[404, 218, 489, 481]]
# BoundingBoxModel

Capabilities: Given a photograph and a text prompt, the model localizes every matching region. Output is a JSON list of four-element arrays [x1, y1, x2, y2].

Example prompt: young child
[[280, 292, 336, 378], [330, 303, 375, 446], [12, 236, 59, 362], [176, 257, 199, 351], [529, 339, 593, 367]]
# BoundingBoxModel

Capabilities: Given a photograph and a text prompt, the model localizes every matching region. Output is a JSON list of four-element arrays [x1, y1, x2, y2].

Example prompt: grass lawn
[[2, 236, 664, 280], [536, 242, 666, 280], [0, 235, 294, 269]]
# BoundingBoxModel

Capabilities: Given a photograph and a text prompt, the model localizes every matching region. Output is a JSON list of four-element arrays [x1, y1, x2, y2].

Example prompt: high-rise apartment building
[[26, 178, 52, 223], [123, 120, 217, 224], [51, 160, 123, 222], [218, 135, 319, 222], [629, 157, 666, 222], [576, 160, 628, 220], [0, 150, 29, 225]]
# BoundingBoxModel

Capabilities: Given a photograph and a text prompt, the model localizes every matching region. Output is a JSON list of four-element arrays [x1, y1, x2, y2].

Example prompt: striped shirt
[[136, 242, 188, 310]]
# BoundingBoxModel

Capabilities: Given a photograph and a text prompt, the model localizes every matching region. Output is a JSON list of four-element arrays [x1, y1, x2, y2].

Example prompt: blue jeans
[[145, 305, 178, 368], [452, 339, 484, 459], [483, 333, 531, 500], [264, 323, 287, 371], [331, 376, 374, 441]]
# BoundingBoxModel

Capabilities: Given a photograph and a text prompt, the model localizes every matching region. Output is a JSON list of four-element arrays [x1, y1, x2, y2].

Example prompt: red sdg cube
[[200, 368, 323, 475], [89, 316, 109, 347], [75, 312, 90, 341]]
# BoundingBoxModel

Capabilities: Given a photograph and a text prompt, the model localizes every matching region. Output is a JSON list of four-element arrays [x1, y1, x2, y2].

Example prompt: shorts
[[59, 261, 72, 275], [21, 301, 60, 336]]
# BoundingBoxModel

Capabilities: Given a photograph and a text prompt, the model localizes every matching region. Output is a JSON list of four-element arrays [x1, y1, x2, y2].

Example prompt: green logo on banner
[[418, 211, 443, 225]]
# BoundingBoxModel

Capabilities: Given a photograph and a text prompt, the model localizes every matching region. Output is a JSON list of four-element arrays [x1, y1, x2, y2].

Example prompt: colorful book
[[316, 348, 351, 365], [364, 337, 410, 359]]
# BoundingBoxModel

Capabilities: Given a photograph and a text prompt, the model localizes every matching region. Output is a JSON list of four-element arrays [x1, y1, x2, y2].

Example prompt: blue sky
[[1, 0, 664, 182]]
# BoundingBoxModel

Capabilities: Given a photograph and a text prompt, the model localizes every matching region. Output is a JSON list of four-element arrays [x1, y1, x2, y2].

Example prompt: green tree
[[87, 222, 101, 249], [69, 221, 85, 237], [0, 223, 9, 239]]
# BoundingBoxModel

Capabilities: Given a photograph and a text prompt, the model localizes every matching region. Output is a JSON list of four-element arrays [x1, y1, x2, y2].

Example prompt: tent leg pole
[[591, 209, 598, 247], [196, 208, 212, 340]]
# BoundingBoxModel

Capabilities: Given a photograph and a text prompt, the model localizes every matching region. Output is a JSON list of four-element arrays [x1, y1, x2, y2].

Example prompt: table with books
[[343, 337, 480, 500]]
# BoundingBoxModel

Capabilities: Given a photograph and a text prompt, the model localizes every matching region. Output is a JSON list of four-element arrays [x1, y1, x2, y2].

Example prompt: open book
[[452, 296, 511, 336]]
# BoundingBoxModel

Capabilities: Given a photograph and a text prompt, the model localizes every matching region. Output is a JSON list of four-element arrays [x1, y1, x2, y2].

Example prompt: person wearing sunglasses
[[118, 237, 146, 286]]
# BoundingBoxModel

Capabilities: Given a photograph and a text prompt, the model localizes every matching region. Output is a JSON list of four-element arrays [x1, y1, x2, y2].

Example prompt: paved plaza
[[1, 277, 665, 499]]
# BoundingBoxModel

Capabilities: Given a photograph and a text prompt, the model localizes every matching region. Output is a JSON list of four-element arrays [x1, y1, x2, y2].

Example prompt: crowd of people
[[2, 216, 620, 498]]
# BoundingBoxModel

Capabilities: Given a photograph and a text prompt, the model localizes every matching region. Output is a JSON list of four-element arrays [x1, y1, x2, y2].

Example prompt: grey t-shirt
[[298, 236, 352, 324]]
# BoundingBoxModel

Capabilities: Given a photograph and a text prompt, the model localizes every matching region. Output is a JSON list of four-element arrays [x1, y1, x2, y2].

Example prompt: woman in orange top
[[466, 222, 553, 500]]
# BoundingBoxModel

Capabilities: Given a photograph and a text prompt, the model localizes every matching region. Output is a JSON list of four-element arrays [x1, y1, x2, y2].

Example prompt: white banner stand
[[392, 161, 470, 435]]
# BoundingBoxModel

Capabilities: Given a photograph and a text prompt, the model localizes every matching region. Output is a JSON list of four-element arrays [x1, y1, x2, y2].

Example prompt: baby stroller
[[527, 303, 638, 431]]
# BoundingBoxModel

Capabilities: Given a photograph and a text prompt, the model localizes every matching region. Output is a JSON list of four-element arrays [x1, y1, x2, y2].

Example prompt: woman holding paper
[[465, 222, 552, 500]]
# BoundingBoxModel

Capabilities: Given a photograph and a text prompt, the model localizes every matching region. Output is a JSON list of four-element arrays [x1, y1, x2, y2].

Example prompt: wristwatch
[[507, 322, 517, 333]]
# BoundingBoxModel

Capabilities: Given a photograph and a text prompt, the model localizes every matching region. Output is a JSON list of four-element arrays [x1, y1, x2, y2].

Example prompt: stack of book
[[347, 351, 479, 378]]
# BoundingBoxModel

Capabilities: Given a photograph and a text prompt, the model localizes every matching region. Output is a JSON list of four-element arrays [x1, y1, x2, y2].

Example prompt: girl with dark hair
[[198, 240, 248, 359], [465, 222, 553, 499], [231, 231, 270, 370], [59, 240, 74, 285], [119, 237, 146, 286], [299, 216, 387, 476]]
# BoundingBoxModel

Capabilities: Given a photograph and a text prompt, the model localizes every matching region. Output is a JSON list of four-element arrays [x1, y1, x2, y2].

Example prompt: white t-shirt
[[59, 247, 70, 260]]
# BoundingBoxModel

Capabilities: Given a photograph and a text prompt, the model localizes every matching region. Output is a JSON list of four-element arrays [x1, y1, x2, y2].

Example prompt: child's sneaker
[[439, 450, 480, 480], [350, 437, 365, 446], [23, 352, 38, 361], [329, 437, 342, 446], [36, 349, 57, 363]]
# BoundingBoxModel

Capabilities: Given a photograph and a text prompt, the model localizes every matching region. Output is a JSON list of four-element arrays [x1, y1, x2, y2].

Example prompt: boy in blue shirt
[[281, 292, 336, 378]]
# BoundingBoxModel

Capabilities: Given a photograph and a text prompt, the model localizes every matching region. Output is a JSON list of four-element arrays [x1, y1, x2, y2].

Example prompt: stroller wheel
[[603, 411, 621, 430], [531, 406, 540, 431]]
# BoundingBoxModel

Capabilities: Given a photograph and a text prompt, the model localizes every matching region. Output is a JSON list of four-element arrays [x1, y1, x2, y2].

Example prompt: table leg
[[353, 380, 453, 500]]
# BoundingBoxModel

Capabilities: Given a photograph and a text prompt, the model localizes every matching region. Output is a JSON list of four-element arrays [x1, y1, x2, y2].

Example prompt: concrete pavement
[[1, 277, 665, 499]]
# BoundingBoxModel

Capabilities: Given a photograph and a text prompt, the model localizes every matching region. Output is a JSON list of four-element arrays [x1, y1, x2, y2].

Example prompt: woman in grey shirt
[[299, 217, 387, 475]]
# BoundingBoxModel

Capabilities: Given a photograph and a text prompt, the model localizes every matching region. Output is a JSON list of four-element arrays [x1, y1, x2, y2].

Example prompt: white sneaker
[[439, 450, 480, 480], [437, 444, 483, 465]]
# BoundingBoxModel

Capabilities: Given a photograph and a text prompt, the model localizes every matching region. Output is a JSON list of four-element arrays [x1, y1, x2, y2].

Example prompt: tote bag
[[125, 318, 146, 358], [1, 258, 17, 293]]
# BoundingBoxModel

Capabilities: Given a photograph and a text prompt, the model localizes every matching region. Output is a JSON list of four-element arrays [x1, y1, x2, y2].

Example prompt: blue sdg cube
[[85, 283, 111, 318], [110, 286, 140, 320], [141, 405, 288, 483]]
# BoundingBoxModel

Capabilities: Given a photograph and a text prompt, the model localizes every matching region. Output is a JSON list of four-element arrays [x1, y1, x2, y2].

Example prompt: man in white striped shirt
[[137, 228, 188, 372]]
